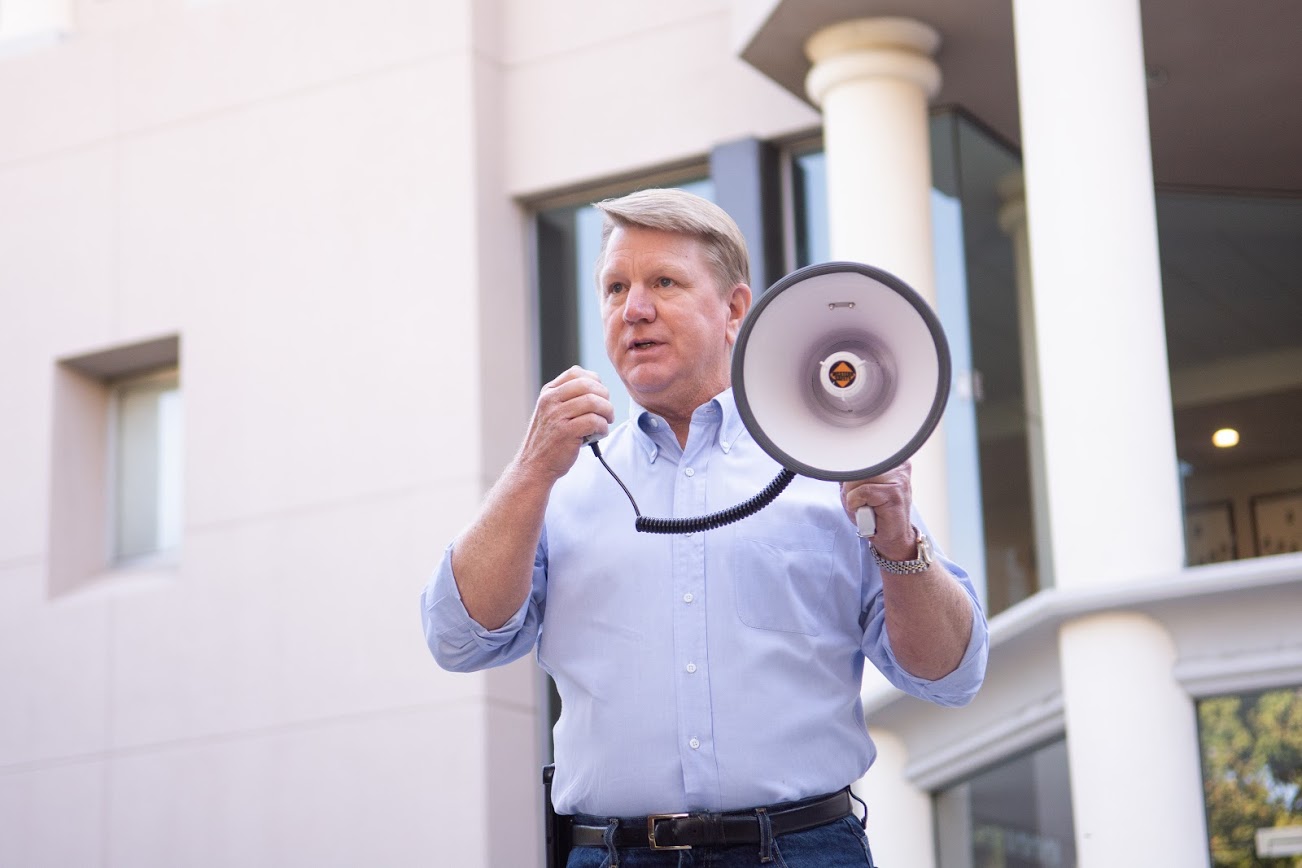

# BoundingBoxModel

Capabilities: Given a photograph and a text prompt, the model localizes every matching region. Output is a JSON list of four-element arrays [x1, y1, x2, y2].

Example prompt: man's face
[[599, 226, 750, 420]]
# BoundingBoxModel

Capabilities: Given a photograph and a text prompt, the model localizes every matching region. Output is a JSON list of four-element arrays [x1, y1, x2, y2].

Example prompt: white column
[[1010, 0, 1184, 588], [1011, 3, 1201, 863], [1058, 613, 1208, 866], [996, 173, 1054, 591], [855, 728, 937, 868], [805, 17, 949, 546]]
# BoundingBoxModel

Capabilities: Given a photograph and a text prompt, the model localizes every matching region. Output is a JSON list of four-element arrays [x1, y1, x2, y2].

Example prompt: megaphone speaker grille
[[803, 332, 896, 428], [732, 262, 951, 482]]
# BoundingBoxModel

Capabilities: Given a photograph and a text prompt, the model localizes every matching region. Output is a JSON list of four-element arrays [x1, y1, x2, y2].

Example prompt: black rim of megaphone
[[732, 261, 952, 483]]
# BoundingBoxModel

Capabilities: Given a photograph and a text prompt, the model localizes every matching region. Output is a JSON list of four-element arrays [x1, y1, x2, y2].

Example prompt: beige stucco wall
[[498, 0, 818, 198]]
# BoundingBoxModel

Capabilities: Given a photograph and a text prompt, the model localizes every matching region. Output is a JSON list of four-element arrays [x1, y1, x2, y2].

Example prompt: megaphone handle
[[856, 506, 876, 538]]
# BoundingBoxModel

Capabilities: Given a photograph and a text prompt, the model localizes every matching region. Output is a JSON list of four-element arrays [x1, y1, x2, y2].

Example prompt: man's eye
[[607, 282, 626, 295], [656, 277, 674, 288]]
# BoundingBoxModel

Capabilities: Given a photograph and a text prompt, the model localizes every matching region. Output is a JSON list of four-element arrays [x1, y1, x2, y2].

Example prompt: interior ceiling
[[1176, 387, 1302, 475], [741, 0, 1302, 195]]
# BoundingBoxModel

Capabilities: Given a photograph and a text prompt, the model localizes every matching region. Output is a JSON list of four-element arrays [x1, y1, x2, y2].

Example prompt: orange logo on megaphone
[[828, 360, 857, 389]]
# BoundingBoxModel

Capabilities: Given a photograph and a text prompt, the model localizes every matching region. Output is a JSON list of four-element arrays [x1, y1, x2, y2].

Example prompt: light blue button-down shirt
[[423, 389, 988, 816]]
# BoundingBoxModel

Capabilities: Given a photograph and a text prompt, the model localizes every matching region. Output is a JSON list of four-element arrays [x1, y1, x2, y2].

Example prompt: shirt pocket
[[733, 518, 837, 635]]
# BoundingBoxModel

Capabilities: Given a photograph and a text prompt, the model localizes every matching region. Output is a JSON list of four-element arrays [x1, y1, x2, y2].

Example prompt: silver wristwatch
[[872, 531, 934, 575]]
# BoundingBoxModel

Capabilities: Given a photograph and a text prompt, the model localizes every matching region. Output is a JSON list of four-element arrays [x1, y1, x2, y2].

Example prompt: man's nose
[[622, 282, 656, 323]]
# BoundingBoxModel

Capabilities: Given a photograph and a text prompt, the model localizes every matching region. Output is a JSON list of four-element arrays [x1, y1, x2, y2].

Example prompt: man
[[423, 189, 988, 867]]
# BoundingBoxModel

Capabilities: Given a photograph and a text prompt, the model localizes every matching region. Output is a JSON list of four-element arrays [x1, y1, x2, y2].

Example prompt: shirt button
[[683, 593, 694, 603], [684, 468, 695, 477], [721, 441, 730, 452], [686, 663, 697, 673], [689, 738, 700, 750], [649, 418, 659, 428]]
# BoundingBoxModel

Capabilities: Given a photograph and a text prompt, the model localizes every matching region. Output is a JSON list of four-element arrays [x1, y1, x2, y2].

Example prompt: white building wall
[[500, 0, 819, 197], [0, 1, 507, 865]]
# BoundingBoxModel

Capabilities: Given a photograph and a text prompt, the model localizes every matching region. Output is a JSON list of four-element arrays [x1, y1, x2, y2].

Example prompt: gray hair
[[593, 188, 750, 295]]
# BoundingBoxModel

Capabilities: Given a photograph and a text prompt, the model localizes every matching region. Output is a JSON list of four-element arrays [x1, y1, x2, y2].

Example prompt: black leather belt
[[570, 788, 853, 851]]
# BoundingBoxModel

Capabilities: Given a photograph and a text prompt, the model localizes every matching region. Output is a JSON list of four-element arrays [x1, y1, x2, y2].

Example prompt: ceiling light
[[1212, 428, 1239, 448]]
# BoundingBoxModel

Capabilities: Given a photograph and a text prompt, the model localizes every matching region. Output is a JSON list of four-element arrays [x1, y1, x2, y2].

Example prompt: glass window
[[111, 368, 183, 563], [1198, 686, 1302, 866], [790, 120, 1302, 604], [934, 740, 1077, 868], [534, 177, 715, 427], [792, 150, 828, 267], [1164, 194, 1302, 566]]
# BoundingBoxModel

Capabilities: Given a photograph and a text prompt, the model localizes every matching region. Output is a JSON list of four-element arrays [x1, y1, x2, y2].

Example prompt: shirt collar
[[714, 388, 748, 455], [628, 388, 747, 463], [630, 399, 668, 462]]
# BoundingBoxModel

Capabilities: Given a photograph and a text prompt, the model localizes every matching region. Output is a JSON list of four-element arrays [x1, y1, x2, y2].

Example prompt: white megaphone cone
[[732, 262, 951, 537]]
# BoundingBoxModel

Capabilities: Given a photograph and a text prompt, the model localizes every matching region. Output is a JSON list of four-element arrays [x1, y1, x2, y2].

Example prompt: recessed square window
[[49, 335, 182, 595]]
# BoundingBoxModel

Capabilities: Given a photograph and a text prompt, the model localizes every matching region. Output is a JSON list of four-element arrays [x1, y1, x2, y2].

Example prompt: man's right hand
[[450, 367, 613, 631], [517, 366, 615, 481]]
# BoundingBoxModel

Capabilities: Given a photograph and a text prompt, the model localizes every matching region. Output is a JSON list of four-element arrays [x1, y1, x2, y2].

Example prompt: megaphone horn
[[732, 261, 951, 536]]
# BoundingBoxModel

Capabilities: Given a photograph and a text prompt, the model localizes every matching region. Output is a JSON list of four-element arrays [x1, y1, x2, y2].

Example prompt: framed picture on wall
[[1184, 501, 1236, 565], [1250, 490, 1302, 556]]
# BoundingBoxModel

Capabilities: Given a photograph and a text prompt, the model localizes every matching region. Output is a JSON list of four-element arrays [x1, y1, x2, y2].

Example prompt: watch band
[[872, 531, 934, 575]]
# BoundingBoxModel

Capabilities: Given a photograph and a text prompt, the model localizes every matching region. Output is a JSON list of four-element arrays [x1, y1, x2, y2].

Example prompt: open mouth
[[630, 340, 658, 350]]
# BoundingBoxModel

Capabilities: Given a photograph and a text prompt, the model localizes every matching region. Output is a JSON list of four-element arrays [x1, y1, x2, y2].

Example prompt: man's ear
[[725, 283, 752, 345]]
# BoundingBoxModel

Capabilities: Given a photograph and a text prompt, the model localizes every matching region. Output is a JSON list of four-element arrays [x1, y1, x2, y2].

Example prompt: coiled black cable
[[589, 442, 796, 534]]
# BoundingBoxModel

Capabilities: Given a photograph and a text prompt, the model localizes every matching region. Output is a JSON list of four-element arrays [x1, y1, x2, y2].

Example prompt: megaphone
[[733, 261, 951, 536], [590, 261, 950, 537]]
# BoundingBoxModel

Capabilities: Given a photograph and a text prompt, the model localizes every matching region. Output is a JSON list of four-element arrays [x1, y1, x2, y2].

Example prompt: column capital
[[804, 17, 942, 106]]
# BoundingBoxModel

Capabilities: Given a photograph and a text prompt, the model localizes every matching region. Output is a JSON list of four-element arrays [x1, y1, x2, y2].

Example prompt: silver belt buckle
[[647, 813, 691, 850]]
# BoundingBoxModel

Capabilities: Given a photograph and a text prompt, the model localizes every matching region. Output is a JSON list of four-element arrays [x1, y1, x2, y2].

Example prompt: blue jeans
[[565, 816, 876, 867]]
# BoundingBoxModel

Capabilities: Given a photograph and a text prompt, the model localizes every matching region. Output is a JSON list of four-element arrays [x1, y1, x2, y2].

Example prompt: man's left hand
[[840, 461, 917, 560]]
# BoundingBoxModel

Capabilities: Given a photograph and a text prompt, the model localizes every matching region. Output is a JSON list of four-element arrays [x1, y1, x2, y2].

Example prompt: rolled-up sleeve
[[421, 538, 547, 673], [862, 560, 989, 706]]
